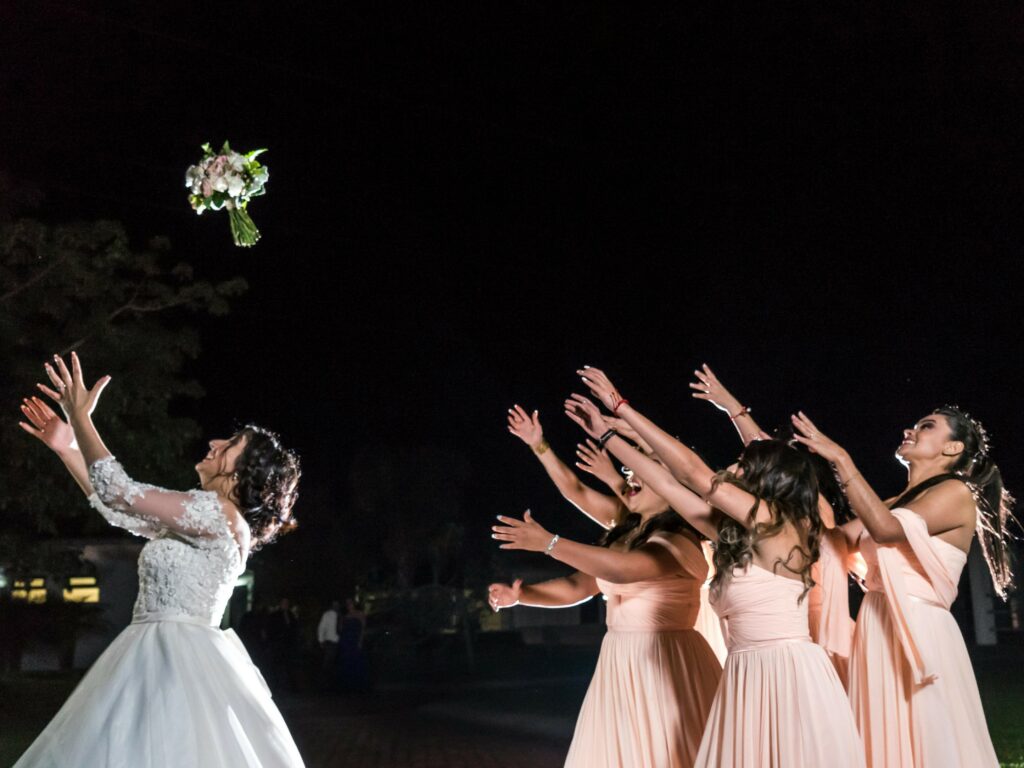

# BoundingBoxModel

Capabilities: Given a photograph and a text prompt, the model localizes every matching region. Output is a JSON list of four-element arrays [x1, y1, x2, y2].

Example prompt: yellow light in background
[[11, 579, 39, 602], [64, 576, 99, 603]]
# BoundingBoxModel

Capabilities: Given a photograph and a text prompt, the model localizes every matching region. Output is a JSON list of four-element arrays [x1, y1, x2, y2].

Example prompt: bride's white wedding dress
[[15, 456, 305, 768]]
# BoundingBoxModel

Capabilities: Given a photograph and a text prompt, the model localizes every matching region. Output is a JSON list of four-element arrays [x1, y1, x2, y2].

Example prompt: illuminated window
[[63, 576, 100, 604], [12, 578, 47, 604]]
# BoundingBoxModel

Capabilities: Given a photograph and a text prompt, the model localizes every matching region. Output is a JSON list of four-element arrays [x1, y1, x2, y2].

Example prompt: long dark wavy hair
[[710, 439, 822, 600], [232, 424, 301, 551], [774, 424, 854, 525], [890, 406, 1015, 599]]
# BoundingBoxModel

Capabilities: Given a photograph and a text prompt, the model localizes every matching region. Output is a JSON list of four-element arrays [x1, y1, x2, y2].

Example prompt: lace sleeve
[[88, 456, 233, 541], [87, 492, 162, 539]]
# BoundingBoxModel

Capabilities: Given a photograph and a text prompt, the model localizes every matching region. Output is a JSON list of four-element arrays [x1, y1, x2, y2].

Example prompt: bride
[[14, 352, 306, 767]]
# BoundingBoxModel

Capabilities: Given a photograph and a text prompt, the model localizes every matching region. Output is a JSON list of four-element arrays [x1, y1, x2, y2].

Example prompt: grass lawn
[[975, 645, 1024, 767]]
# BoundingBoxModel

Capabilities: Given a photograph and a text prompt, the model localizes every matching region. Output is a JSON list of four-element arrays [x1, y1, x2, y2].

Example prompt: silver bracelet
[[545, 534, 560, 554]]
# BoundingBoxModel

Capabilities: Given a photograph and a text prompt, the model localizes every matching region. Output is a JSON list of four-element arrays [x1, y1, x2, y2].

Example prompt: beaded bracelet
[[728, 405, 751, 421]]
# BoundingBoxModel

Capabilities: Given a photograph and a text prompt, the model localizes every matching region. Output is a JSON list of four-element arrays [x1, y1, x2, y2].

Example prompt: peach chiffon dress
[[694, 563, 865, 768], [563, 533, 722, 768], [849, 507, 998, 767], [695, 540, 729, 665], [808, 528, 856, 688]]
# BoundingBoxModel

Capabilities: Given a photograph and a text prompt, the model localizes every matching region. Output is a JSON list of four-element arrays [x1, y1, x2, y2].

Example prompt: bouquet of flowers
[[185, 141, 268, 247]]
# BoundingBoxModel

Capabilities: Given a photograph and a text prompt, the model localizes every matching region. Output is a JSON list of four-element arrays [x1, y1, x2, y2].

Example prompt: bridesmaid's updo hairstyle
[[232, 425, 301, 550], [710, 439, 822, 600]]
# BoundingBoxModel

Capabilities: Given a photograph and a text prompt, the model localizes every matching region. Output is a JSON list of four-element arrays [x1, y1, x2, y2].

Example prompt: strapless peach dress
[[694, 540, 729, 665], [849, 507, 998, 767], [694, 564, 865, 768], [564, 534, 722, 768]]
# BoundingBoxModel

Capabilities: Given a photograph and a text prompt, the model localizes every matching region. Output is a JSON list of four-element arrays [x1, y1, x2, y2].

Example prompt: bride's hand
[[41, 352, 110, 420], [18, 396, 76, 455], [487, 579, 523, 611]]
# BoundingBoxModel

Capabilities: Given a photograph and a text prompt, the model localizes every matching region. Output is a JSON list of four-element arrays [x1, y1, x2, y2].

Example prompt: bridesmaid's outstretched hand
[[487, 579, 523, 611], [507, 404, 544, 449], [492, 510, 554, 552], [564, 394, 611, 439]]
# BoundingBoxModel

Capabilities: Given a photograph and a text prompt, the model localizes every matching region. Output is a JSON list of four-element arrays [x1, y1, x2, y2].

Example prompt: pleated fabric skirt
[[695, 583, 728, 665], [564, 628, 721, 768], [849, 591, 998, 768], [695, 639, 864, 768], [14, 618, 305, 768]]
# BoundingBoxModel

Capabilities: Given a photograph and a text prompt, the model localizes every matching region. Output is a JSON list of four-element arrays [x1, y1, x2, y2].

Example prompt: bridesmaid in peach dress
[[793, 408, 1011, 767], [489, 512, 722, 767], [569, 368, 864, 768], [690, 364, 856, 682], [505, 404, 728, 663]]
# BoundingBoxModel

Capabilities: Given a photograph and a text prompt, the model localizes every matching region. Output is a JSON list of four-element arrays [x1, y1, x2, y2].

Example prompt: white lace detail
[[90, 455, 151, 506], [88, 455, 243, 625], [87, 493, 160, 539], [178, 489, 230, 538]]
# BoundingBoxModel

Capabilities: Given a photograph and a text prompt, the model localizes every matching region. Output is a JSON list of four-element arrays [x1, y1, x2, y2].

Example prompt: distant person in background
[[336, 598, 369, 692], [317, 600, 341, 679], [265, 597, 300, 692], [238, 601, 269, 668]]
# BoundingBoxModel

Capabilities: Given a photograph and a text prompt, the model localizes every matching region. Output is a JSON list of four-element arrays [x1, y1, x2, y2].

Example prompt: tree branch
[[0, 254, 67, 304]]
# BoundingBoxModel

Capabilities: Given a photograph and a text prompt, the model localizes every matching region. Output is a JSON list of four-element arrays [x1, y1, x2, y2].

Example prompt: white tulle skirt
[[14, 614, 305, 768]]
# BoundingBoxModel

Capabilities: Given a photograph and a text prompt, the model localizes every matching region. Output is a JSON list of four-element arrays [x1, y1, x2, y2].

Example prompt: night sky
[[4, 2, 1024, 593]]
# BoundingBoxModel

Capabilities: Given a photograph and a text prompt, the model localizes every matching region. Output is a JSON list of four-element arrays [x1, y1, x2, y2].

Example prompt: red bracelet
[[728, 405, 751, 421], [612, 398, 629, 413]]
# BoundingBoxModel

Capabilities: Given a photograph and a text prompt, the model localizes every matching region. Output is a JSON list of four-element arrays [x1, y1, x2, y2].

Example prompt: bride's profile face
[[195, 434, 249, 487]]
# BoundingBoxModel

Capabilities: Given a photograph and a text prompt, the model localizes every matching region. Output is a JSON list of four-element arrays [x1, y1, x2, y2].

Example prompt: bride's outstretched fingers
[[49, 352, 111, 418]]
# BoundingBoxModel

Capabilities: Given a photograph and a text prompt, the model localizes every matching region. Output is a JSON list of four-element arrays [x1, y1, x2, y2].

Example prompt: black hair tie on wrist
[[597, 429, 617, 449]]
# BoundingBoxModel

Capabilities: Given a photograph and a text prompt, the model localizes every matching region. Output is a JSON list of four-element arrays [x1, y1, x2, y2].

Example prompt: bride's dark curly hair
[[231, 424, 301, 550], [710, 439, 821, 601]]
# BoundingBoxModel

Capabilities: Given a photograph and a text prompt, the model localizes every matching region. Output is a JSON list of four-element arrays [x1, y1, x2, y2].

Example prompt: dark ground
[[2, 643, 1022, 768]]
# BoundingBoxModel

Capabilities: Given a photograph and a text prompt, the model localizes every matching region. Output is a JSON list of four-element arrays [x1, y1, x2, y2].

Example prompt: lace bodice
[[88, 456, 244, 626]]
